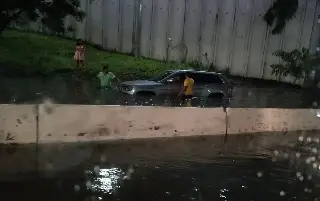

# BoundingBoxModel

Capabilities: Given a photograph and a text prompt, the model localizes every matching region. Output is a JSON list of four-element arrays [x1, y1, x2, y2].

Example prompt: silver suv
[[118, 69, 233, 99]]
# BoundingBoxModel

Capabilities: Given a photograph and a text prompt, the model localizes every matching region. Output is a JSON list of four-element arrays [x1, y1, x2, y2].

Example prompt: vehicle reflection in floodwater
[[0, 76, 319, 108], [1, 131, 320, 201]]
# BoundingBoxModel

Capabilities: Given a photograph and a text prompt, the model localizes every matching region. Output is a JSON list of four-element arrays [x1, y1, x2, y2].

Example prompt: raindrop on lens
[[94, 165, 100, 174], [299, 176, 304, 181], [315, 138, 320, 143], [296, 152, 301, 158], [313, 163, 318, 168], [284, 153, 289, 158], [307, 175, 312, 180], [280, 191, 286, 196], [299, 136, 304, 142], [307, 137, 312, 142], [86, 180, 92, 189], [273, 150, 279, 156], [257, 172, 263, 177], [74, 185, 80, 192]]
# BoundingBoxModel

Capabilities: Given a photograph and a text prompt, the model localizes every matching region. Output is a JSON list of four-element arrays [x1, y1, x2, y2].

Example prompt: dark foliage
[[263, 0, 299, 34], [0, 0, 85, 35]]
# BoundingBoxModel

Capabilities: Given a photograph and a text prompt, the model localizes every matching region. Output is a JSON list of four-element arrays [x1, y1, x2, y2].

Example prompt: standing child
[[74, 39, 85, 68]]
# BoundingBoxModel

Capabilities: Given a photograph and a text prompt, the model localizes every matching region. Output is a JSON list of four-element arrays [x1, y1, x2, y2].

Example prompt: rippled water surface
[[1, 131, 320, 201], [0, 76, 319, 108]]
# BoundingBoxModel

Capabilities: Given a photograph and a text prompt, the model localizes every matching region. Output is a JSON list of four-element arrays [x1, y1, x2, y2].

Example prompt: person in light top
[[73, 39, 85, 68], [97, 64, 120, 88]]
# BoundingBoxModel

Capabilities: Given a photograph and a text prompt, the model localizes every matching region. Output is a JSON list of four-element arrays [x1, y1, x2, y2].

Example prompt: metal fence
[[28, 0, 320, 82]]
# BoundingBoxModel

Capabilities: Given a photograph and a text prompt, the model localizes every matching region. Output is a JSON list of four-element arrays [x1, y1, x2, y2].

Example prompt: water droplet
[[86, 180, 92, 189], [100, 155, 107, 162], [74, 184, 80, 192], [313, 148, 318, 153], [280, 191, 286, 196], [296, 152, 301, 158], [284, 153, 289, 158], [313, 163, 318, 168], [274, 150, 279, 156], [93, 165, 100, 174], [307, 137, 312, 142], [299, 176, 304, 181], [306, 158, 311, 164], [304, 188, 309, 192], [257, 172, 263, 177], [299, 136, 304, 142], [308, 175, 312, 180], [296, 172, 301, 177]]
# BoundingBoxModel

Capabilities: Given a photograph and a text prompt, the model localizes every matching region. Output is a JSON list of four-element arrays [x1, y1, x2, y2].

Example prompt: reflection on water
[[1, 131, 320, 200], [0, 76, 319, 108]]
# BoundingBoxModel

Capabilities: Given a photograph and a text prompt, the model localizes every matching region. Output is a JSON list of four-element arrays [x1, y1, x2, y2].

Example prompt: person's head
[[103, 65, 109, 73], [76, 39, 83, 46]]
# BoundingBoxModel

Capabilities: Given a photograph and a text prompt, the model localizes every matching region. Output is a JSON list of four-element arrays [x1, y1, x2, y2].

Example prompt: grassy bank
[[0, 30, 187, 80]]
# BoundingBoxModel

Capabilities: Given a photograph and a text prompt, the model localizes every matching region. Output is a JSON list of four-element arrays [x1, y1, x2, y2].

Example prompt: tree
[[270, 48, 320, 83], [0, 0, 85, 35], [263, 0, 298, 34]]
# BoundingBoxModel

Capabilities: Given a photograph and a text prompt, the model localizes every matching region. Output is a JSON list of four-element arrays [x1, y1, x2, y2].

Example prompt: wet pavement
[[0, 76, 318, 108], [1, 131, 320, 201]]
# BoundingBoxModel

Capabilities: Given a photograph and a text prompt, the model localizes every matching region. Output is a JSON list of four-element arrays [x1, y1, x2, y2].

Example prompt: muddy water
[[0, 76, 318, 108], [1, 131, 320, 201]]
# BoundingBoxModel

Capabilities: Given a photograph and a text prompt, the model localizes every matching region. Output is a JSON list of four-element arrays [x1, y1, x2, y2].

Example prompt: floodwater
[[1, 131, 320, 201], [0, 76, 319, 108]]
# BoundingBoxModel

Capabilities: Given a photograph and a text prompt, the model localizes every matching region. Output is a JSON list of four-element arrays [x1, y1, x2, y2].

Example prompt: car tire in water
[[134, 92, 156, 105]]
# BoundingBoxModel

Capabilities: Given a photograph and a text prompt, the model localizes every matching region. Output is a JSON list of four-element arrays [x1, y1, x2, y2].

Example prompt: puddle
[[0, 76, 318, 108], [1, 131, 320, 200]]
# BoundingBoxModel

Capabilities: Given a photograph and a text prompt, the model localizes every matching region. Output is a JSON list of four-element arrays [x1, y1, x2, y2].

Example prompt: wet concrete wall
[[0, 104, 320, 144], [20, 0, 320, 83]]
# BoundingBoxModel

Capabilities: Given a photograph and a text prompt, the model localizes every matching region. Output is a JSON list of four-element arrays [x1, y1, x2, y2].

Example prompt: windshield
[[149, 71, 173, 81]]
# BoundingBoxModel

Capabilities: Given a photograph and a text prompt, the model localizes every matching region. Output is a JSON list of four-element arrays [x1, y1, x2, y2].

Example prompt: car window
[[167, 73, 185, 83], [192, 73, 223, 84], [149, 71, 173, 81]]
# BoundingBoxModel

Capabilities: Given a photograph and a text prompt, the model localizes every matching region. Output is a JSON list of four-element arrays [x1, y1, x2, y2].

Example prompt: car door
[[162, 73, 185, 95], [191, 73, 206, 97]]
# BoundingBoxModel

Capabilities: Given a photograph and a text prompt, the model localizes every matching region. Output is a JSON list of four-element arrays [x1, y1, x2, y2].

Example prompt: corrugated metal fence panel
[[120, 0, 135, 53], [167, 0, 186, 61], [104, 0, 121, 50], [309, 0, 320, 54], [183, 0, 203, 62], [299, 0, 317, 49], [75, 0, 86, 40], [198, 0, 219, 65], [150, 0, 170, 60], [89, 0, 103, 45], [215, 0, 237, 70], [139, 0, 154, 57], [246, 0, 269, 78], [230, 0, 254, 76]]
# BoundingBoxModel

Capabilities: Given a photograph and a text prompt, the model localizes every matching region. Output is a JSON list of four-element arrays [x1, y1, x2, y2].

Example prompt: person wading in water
[[179, 72, 194, 107]]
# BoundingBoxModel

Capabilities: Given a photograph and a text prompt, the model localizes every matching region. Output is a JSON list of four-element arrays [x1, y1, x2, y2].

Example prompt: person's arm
[[110, 72, 121, 84], [179, 79, 188, 96]]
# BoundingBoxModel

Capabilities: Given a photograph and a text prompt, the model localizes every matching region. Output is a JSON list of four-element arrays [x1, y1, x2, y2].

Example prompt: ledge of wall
[[0, 104, 319, 144]]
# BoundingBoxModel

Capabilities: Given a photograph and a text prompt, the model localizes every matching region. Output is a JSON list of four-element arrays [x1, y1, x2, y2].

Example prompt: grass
[[0, 30, 189, 80]]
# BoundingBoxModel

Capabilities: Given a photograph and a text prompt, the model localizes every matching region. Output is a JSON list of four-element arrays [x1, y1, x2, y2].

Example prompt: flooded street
[[0, 76, 317, 108], [1, 131, 320, 201]]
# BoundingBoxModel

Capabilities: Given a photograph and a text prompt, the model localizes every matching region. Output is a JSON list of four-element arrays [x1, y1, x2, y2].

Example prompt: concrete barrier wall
[[0, 104, 320, 144]]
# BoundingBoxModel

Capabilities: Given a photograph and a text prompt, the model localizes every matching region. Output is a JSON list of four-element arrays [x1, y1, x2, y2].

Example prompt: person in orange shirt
[[179, 72, 194, 106]]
